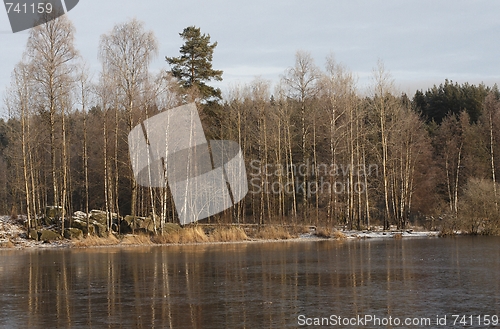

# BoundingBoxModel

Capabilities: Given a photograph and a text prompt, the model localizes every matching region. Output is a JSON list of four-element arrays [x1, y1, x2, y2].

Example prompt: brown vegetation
[[73, 235, 120, 247], [151, 226, 208, 244], [209, 226, 248, 242], [121, 234, 153, 245], [333, 230, 347, 239], [252, 226, 293, 240], [0, 240, 15, 248], [315, 227, 333, 238], [315, 227, 347, 239]]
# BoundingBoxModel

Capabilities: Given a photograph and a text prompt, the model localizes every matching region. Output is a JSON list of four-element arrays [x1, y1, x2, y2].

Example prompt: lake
[[0, 237, 499, 328]]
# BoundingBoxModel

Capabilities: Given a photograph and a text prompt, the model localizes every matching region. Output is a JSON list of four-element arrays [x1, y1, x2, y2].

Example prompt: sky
[[1, 0, 499, 116]]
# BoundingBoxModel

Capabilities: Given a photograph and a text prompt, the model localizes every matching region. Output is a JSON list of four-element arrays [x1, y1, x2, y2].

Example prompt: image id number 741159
[[5, 2, 53, 14], [452, 315, 498, 326]]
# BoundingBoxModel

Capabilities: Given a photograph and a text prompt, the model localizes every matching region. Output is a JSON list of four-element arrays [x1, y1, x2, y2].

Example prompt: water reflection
[[0, 237, 499, 328]]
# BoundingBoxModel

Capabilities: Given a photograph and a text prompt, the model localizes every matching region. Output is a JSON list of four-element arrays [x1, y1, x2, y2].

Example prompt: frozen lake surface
[[0, 237, 499, 328]]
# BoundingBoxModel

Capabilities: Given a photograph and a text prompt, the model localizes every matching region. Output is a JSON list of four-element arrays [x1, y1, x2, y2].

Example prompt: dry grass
[[333, 230, 347, 239], [73, 234, 120, 247], [315, 227, 334, 238], [209, 226, 248, 242], [315, 227, 347, 239], [288, 225, 311, 235], [0, 240, 15, 248], [253, 226, 292, 240], [393, 233, 403, 239], [179, 226, 209, 243], [68, 223, 349, 247], [121, 234, 152, 245], [152, 226, 208, 244], [152, 232, 180, 244]]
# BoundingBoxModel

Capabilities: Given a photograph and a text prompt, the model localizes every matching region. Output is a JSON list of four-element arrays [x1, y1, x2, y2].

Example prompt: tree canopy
[[413, 79, 490, 124], [166, 26, 223, 102]]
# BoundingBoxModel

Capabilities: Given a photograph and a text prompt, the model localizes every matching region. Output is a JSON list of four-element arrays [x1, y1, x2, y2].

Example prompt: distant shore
[[0, 215, 442, 250]]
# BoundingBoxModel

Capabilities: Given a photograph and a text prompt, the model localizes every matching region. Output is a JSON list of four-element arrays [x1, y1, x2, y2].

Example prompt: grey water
[[0, 237, 499, 328]]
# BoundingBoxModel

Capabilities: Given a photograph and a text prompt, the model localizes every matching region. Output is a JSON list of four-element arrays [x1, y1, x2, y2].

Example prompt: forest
[[2, 15, 500, 236]]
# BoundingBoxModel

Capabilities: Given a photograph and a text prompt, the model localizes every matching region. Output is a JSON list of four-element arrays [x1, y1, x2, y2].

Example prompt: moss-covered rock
[[73, 211, 87, 220], [163, 223, 181, 233], [64, 228, 83, 240], [28, 229, 39, 240], [42, 216, 59, 226], [121, 215, 149, 233], [90, 210, 107, 226], [71, 219, 95, 235], [39, 230, 61, 242], [45, 206, 62, 219], [71, 219, 86, 230], [93, 222, 108, 238], [140, 217, 155, 233]]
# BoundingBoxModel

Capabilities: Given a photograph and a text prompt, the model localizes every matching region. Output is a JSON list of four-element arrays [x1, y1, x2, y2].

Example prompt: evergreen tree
[[166, 26, 223, 101], [413, 80, 489, 124]]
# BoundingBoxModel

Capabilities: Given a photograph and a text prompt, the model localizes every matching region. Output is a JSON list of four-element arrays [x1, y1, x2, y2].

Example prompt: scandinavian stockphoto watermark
[[249, 160, 378, 197], [3, 0, 79, 33], [128, 103, 248, 225]]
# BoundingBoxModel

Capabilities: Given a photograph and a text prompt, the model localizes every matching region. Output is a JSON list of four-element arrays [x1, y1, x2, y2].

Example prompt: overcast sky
[[1, 0, 499, 116]]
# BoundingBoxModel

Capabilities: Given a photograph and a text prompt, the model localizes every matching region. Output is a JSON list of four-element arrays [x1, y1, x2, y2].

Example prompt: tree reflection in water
[[0, 237, 499, 328]]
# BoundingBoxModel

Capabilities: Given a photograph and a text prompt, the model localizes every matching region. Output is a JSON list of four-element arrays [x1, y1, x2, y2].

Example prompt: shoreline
[[0, 214, 464, 251], [1, 227, 442, 252]]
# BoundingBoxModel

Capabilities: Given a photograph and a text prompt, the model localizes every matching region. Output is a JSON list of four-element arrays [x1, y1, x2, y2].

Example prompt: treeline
[[1, 16, 500, 234]]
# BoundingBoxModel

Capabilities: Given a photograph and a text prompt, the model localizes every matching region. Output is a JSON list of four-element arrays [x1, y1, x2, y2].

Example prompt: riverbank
[[0, 215, 439, 250]]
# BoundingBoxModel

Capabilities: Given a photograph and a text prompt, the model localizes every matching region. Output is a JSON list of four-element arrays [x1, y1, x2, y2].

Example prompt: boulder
[[42, 216, 58, 226], [120, 215, 134, 234], [93, 222, 108, 238], [71, 219, 95, 235], [73, 211, 88, 221], [144, 218, 156, 233], [163, 223, 181, 233], [90, 210, 107, 226], [45, 206, 62, 219], [64, 228, 83, 240], [28, 229, 38, 240], [123, 215, 135, 226], [139, 217, 153, 232], [120, 219, 131, 234], [39, 230, 61, 242], [121, 215, 149, 233], [71, 219, 86, 231]]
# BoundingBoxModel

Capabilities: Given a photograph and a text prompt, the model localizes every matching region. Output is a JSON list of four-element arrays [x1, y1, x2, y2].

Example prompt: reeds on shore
[[315, 227, 347, 239], [73, 235, 120, 247], [69, 224, 345, 248], [252, 225, 293, 240], [0, 239, 15, 248]]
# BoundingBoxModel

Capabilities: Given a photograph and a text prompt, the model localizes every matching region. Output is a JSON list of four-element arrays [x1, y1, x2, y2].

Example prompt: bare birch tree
[[371, 61, 397, 229], [6, 63, 35, 229], [26, 14, 78, 211], [99, 18, 158, 218], [282, 51, 320, 221]]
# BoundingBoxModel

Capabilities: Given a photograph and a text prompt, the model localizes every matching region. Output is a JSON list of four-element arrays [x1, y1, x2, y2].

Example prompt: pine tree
[[166, 26, 223, 101]]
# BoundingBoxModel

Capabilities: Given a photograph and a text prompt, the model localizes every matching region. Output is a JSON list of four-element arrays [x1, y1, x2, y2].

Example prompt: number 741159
[[5, 2, 53, 14], [452, 315, 499, 326]]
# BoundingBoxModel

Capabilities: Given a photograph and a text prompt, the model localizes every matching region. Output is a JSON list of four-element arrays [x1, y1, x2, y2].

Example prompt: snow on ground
[[342, 230, 439, 239], [298, 229, 439, 240], [1, 215, 440, 250], [0, 216, 25, 242], [0, 216, 70, 249]]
